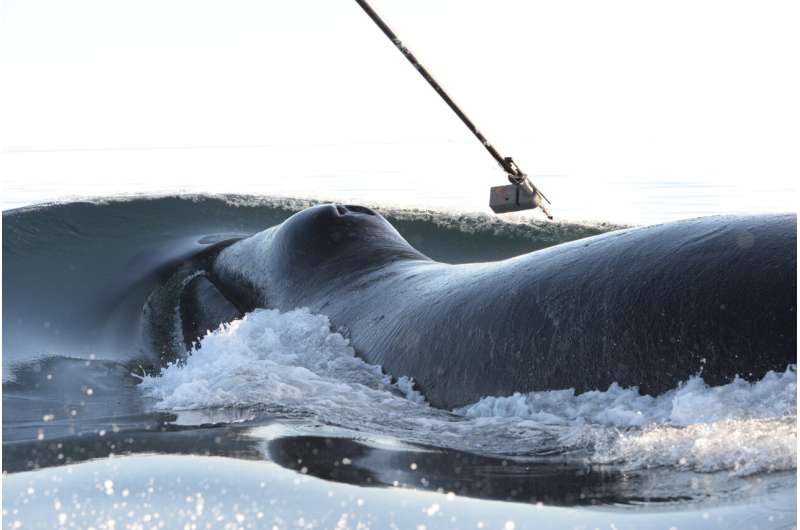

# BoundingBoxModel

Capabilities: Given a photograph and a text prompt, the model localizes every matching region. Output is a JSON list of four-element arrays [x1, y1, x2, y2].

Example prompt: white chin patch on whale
[[139, 308, 796, 477]]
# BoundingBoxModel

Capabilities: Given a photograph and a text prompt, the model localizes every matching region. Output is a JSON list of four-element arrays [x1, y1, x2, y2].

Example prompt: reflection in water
[[268, 435, 633, 506], [2, 420, 262, 473], [260, 425, 783, 508], [3, 410, 795, 510], [0, 419, 693, 508]]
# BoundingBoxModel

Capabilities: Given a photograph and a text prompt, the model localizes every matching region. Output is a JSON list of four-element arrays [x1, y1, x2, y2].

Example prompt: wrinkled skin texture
[[210, 205, 796, 409]]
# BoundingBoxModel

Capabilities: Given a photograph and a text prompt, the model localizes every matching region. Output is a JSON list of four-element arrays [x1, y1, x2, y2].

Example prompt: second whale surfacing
[[167, 205, 796, 409]]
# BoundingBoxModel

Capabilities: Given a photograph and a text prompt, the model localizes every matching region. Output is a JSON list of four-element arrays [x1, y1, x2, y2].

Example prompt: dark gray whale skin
[[208, 204, 796, 409]]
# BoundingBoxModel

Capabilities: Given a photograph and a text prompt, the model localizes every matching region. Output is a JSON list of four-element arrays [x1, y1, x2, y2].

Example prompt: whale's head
[[272, 204, 426, 272], [213, 204, 428, 306]]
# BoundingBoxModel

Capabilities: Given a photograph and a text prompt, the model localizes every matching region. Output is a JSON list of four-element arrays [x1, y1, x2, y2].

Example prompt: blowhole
[[344, 205, 376, 216]]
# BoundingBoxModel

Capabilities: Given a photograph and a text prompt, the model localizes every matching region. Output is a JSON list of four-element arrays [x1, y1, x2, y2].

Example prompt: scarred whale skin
[[210, 204, 796, 409]]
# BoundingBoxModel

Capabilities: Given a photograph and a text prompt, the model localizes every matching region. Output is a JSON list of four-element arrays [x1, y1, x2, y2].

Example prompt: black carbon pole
[[354, 0, 551, 216]]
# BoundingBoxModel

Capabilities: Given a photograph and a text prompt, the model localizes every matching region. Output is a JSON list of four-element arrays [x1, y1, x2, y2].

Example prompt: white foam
[[596, 417, 797, 476], [457, 370, 797, 476], [140, 308, 797, 477], [139, 308, 427, 414], [457, 370, 797, 427]]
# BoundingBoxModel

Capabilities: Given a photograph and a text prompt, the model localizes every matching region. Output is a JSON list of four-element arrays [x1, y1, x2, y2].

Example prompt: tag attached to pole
[[353, 0, 553, 219], [489, 182, 552, 218], [489, 157, 553, 218]]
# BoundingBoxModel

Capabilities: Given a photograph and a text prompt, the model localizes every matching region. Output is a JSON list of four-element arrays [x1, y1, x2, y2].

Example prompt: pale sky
[[1, 0, 798, 221]]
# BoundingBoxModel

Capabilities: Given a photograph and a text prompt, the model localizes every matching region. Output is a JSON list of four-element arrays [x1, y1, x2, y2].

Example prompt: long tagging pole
[[353, 0, 552, 218]]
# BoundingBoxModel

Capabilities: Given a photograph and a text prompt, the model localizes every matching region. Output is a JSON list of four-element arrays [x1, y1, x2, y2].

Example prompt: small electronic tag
[[490, 183, 552, 218]]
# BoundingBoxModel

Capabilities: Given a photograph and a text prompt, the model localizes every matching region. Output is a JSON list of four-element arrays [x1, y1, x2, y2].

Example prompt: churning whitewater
[[140, 307, 797, 477]]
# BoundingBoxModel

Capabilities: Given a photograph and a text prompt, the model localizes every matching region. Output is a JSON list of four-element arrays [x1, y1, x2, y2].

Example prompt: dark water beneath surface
[[2, 195, 796, 529]]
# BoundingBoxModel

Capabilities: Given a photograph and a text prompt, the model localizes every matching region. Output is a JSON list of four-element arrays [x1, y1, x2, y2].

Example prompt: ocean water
[[1, 145, 797, 224], [2, 194, 797, 529]]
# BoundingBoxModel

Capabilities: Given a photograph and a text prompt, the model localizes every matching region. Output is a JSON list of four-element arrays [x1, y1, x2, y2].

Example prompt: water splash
[[140, 308, 796, 476]]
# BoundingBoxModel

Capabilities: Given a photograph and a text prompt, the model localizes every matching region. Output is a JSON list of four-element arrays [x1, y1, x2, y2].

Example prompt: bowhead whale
[[150, 204, 796, 409]]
